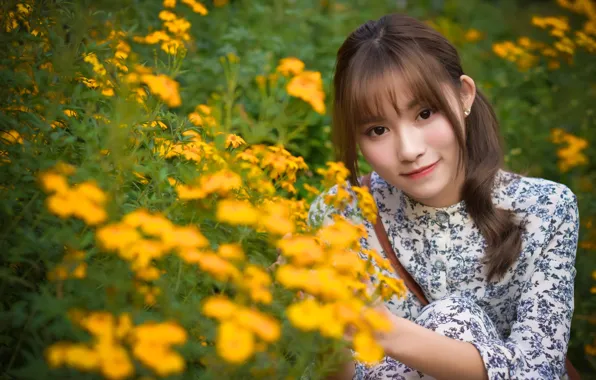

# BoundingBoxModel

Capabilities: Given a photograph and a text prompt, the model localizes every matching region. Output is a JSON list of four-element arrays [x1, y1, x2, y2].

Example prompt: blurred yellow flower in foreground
[[217, 321, 255, 363], [47, 312, 185, 379]]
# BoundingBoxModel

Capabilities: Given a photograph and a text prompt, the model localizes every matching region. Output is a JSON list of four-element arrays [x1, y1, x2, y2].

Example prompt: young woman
[[308, 14, 579, 380]]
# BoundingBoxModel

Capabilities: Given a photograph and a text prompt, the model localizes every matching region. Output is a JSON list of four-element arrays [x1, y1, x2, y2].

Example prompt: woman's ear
[[459, 75, 476, 115]]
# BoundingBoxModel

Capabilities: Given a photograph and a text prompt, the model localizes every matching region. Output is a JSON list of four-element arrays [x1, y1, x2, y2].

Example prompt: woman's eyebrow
[[358, 99, 421, 126], [358, 115, 387, 126]]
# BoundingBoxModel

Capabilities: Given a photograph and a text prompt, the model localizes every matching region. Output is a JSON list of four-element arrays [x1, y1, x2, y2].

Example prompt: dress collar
[[370, 171, 469, 228]]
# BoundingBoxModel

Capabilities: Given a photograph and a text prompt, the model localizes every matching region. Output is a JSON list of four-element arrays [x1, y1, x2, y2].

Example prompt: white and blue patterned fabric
[[308, 170, 579, 379]]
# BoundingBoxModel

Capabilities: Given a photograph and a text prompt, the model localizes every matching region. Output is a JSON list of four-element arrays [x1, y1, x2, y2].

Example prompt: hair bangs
[[343, 45, 453, 129]]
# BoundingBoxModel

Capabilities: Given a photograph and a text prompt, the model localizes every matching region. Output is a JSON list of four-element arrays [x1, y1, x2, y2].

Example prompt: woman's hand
[[369, 301, 403, 358]]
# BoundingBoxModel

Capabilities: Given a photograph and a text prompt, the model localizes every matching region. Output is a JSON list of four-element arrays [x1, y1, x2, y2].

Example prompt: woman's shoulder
[[495, 169, 577, 215]]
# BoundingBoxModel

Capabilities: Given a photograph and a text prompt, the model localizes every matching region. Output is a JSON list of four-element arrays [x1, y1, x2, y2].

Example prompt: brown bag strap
[[361, 173, 581, 379], [361, 173, 429, 306]]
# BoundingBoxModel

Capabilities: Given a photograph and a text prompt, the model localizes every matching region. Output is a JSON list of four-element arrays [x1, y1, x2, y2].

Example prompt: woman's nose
[[396, 125, 426, 162]]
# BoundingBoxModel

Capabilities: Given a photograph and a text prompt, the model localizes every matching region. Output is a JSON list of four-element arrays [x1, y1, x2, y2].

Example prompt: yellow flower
[[241, 265, 273, 304], [63, 344, 101, 371], [352, 186, 378, 223], [96, 223, 141, 252], [235, 308, 281, 343], [317, 161, 350, 187], [258, 201, 296, 235], [64, 109, 78, 118], [133, 171, 149, 184], [216, 199, 259, 225], [324, 185, 353, 211], [353, 331, 384, 364], [159, 10, 177, 21], [225, 134, 246, 149], [327, 249, 366, 276], [175, 184, 206, 200], [133, 321, 188, 346], [181, 0, 208, 15], [464, 28, 483, 42], [46, 342, 70, 368], [203, 295, 237, 320], [141, 74, 181, 108], [277, 235, 324, 266], [188, 104, 217, 128], [217, 243, 245, 261], [550, 129, 589, 172], [286, 71, 326, 114], [74, 199, 108, 225], [161, 39, 184, 55], [195, 252, 240, 281], [96, 342, 134, 380], [0, 130, 23, 144], [303, 183, 320, 196], [276, 57, 305, 76], [216, 321, 255, 364], [317, 215, 366, 249], [163, 225, 209, 249], [287, 298, 324, 331], [199, 170, 243, 196], [46, 193, 75, 219], [79, 311, 114, 338], [163, 0, 176, 7], [40, 172, 69, 194], [73, 182, 107, 204], [135, 346, 185, 377]]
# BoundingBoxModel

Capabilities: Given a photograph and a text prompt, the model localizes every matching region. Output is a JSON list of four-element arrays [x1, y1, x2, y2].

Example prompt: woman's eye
[[417, 108, 434, 120], [367, 126, 387, 137]]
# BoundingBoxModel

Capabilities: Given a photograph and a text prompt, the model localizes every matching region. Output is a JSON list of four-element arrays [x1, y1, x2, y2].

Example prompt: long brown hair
[[333, 13, 521, 281]]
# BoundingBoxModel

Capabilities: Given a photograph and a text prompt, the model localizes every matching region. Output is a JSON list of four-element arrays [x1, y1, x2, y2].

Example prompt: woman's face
[[357, 77, 473, 208]]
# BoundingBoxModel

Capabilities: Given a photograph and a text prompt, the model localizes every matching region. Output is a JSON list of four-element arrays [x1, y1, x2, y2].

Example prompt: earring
[[464, 108, 471, 116]]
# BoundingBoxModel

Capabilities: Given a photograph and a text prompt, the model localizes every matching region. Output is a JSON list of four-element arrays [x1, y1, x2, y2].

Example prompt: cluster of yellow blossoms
[[1, 2, 32, 32], [125, 65, 182, 107], [11, 0, 408, 374], [78, 29, 131, 97], [39, 163, 108, 225], [275, 57, 326, 114], [236, 144, 309, 194], [134, 0, 210, 55], [275, 215, 406, 364], [202, 295, 280, 363], [317, 162, 378, 223], [46, 311, 187, 379], [493, 0, 596, 70], [551, 128, 589, 172]]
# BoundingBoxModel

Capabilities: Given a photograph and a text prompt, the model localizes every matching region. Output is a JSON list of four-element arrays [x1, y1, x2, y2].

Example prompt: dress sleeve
[[471, 192, 579, 379]]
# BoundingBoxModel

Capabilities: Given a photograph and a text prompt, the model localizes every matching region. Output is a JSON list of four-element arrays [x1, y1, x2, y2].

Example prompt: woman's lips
[[402, 161, 439, 180]]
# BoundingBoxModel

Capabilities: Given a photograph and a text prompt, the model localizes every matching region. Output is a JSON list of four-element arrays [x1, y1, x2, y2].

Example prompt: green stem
[[174, 258, 183, 293]]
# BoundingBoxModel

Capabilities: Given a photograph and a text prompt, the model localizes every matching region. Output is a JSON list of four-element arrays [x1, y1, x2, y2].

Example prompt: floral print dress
[[307, 170, 579, 379]]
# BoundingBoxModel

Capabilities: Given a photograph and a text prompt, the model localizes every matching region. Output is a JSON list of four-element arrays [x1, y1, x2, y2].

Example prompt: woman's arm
[[382, 315, 488, 380]]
